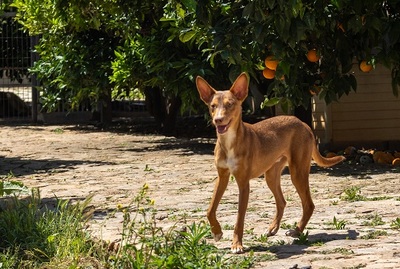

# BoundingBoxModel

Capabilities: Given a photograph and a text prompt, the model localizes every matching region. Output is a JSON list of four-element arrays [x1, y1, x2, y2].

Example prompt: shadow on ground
[[0, 156, 115, 177], [248, 229, 359, 259]]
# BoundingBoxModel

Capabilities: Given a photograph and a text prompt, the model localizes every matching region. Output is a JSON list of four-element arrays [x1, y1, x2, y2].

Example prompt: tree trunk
[[294, 98, 312, 129], [99, 88, 113, 126], [144, 87, 181, 135]]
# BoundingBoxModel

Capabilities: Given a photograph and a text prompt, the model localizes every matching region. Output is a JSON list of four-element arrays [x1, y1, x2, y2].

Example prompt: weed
[[293, 231, 309, 245], [256, 234, 269, 243], [321, 247, 354, 255], [0, 171, 29, 197], [332, 216, 347, 230], [52, 127, 64, 134], [245, 228, 255, 235], [259, 212, 269, 218], [310, 240, 325, 247], [223, 223, 234, 230], [330, 200, 339, 205], [144, 164, 155, 172], [360, 230, 388, 239], [252, 251, 277, 262], [361, 213, 385, 227], [0, 185, 255, 268], [341, 186, 365, 202], [368, 196, 392, 201], [274, 239, 286, 246], [0, 188, 96, 268], [280, 222, 297, 230], [390, 217, 400, 229]]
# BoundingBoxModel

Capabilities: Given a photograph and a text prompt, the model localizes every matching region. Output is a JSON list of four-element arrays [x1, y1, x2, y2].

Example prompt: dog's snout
[[214, 116, 224, 125]]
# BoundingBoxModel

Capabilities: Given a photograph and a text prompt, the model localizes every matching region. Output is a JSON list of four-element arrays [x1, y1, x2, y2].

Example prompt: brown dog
[[196, 72, 345, 253]]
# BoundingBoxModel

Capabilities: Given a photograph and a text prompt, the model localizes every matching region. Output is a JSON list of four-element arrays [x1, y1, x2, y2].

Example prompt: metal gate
[[0, 11, 37, 122]]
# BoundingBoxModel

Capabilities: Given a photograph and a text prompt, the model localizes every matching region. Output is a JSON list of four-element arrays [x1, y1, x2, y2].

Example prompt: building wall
[[312, 65, 400, 149]]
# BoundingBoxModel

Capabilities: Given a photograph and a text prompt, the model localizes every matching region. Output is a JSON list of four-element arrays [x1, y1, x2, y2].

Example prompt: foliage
[[293, 230, 309, 245], [0, 185, 254, 268], [188, 0, 400, 108], [341, 186, 366, 201], [332, 216, 347, 230], [390, 217, 400, 229], [0, 171, 29, 197], [360, 230, 388, 239], [10, 0, 400, 122], [0, 189, 97, 268]]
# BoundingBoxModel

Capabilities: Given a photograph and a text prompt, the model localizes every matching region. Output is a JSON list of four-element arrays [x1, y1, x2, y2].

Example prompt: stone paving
[[1, 125, 399, 268]]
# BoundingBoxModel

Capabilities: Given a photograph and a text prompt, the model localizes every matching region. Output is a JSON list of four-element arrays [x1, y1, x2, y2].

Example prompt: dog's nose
[[214, 116, 224, 125]]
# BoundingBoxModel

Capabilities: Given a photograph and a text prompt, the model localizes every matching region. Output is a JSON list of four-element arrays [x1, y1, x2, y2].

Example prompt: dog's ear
[[230, 72, 249, 101], [196, 76, 216, 104]]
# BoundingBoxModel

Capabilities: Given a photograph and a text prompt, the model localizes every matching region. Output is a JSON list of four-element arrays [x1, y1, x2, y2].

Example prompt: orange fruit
[[264, 56, 279, 70], [307, 49, 320, 63], [359, 60, 373, 72], [262, 68, 275, 79]]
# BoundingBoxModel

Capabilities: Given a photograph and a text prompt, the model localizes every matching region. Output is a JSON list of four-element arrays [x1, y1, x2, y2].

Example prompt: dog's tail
[[312, 143, 346, 168]]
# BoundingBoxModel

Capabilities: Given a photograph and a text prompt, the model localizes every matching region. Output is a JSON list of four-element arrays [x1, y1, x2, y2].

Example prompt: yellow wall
[[312, 65, 400, 146]]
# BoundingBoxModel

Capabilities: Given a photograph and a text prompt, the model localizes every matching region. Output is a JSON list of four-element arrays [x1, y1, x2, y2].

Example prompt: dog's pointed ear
[[196, 76, 216, 104], [230, 72, 249, 101]]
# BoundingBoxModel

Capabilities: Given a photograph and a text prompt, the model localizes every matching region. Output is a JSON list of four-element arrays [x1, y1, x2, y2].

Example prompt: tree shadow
[[119, 136, 215, 156], [0, 156, 115, 177], [280, 162, 399, 178]]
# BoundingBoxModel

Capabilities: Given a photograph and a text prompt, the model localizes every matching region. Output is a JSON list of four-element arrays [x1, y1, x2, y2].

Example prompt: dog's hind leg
[[265, 157, 287, 236], [286, 162, 315, 237], [207, 167, 230, 242]]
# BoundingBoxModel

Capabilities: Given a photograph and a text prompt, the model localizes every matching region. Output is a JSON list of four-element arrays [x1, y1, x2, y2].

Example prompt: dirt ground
[[0, 123, 399, 268]]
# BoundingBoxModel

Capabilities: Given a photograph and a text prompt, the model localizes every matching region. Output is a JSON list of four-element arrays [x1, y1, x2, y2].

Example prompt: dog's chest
[[217, 148, 238, 172]]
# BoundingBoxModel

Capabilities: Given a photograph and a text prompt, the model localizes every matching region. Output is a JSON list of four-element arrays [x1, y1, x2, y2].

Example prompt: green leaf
[[267, 0, 276, 9], [261, 96, 281, 109], [0, 180, 29, 196], [179, 30, 196, 43], [348, 74, 357, 92], [242, 2, 254, 19], [181, 0, 196, 12]]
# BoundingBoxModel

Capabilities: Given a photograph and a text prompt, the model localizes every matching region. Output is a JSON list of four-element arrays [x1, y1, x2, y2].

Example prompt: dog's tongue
[[217, 125, 228, 134]]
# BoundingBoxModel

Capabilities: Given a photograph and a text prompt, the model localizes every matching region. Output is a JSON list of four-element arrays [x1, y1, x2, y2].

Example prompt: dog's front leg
[[232, 180, 250, 254], [207, 167, 230, 242]]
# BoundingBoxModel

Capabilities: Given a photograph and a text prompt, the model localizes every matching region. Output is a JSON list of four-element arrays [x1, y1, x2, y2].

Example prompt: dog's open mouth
[[216, 121, 231, 134]]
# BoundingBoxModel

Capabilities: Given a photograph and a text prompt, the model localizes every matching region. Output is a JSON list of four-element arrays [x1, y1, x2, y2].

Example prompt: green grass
[[341, 186, 393, 202], [360, 213, 385, 227], [390, 217, 400, 229], [0, 185, 255, 269], [341, 186, 366, 202], [331, 216, 347, 230], [0, 189, 97, 268], [360, 230, 388, 239]]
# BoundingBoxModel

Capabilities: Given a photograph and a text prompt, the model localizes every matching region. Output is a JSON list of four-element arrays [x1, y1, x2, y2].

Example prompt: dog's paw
[[285, 228, 301, 237], [266, 227, 279, 236], [213, 232, 223, 242], [231, 244, 245, 254]]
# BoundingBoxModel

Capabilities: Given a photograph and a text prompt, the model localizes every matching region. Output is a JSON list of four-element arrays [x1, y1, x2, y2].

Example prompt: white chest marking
[[226, 148, 238, 172]]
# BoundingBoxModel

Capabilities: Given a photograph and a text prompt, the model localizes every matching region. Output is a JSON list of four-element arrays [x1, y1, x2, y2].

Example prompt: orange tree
[[11, 0, 400, 130], [178, 0, 400, 112]]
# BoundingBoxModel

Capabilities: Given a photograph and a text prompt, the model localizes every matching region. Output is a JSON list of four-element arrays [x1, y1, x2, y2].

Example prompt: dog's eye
[[225, 102, 233, 108], [210, 104, 216, 110]]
